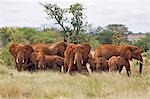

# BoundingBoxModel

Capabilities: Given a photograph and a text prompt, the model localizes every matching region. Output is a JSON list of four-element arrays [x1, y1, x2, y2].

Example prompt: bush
[[134, 34, 150, 52], [30, 31, 63, 44], [146, 50, 150, 59], [0, 45, 14, 66]]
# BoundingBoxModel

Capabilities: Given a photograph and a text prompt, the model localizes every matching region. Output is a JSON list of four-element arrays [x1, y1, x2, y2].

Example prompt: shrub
[[0, 45, 14, 67]]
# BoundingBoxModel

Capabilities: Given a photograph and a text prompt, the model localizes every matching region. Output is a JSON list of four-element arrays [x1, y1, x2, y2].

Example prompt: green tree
[[97, 30, 113, 44], [106, 24, 128, 45], [134, 34, 150, 52], [0, 27, 15, 47], [41, 3, 85, 43]]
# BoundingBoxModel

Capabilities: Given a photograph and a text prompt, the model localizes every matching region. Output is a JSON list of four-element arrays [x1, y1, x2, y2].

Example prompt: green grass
[[0, 58, 150, 99]]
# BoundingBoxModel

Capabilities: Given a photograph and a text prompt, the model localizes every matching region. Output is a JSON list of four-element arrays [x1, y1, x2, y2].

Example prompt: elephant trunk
[[74, 52, 83, 72], [135, 54, 143, 74], [139, 56, 143, 74]]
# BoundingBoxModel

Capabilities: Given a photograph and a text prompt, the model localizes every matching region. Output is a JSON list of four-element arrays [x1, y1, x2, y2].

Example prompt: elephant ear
[[82, 44, 91, 59], [66, 44, 75, 50], [24, 45, 33, 55], [58, 42, 68, 48], [54, 57, 64, 65], [120, 46, 132, 60], [9, 43, 19, 58], [130, 45, 142, 53]]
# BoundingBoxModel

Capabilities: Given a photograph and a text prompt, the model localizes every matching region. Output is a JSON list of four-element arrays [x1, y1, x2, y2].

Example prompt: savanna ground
[[0, 57, 150, 99]]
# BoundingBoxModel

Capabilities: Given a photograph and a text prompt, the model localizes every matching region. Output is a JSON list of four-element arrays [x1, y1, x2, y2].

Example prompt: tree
[[134, 34, 150, 52], [106, 24, 128, 45], [41, 3, 85, 43], [97, 30, 113, 44], [0, 27, 15, 47]]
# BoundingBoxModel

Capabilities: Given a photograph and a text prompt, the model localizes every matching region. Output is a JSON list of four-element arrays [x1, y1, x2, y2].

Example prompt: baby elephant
[[108, 56, 131, 76], [95, 57, 109, 72], [45, 55, 64, 72], [30, 51, 46, 70], [30, 52, 64, 72]]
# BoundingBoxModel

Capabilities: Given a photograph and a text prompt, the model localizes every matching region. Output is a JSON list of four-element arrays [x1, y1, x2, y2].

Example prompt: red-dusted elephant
[[94, 57, 109, 72], [31, 41, 68, 57], [108, 56, 130, 76], [9, 43, 33, 71], [64, 43, 91, 73], [94, 44, 143, 75], [45, 55, 64, 72], [87, 52, 96, 72], [30, 51, 64, 72], [30, 51, 46, 70]]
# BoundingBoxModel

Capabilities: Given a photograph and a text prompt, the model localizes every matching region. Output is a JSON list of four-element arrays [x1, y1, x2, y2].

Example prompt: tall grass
[[0, 60, 150, 99]]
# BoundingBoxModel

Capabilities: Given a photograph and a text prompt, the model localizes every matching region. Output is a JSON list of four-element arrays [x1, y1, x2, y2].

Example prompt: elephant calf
[[30, 52, 46, 70], [30, 52, 64, 72], [108, 56, 131, 76], [94, 57, 109, 72], [45, 55, 64, 72]]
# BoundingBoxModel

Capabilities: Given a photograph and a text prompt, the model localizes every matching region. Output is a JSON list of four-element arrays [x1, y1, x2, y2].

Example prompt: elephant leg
[[22, 62, 28, 71], [124, 61, 131, 77], [83, 61, 88, 72], [35, 63, 38, 70], [64, 60, 68, 73], [77, 64, 82, 73], [126, 67, 131, 77], [67, 59, 73, 74], [52, 63, 57, 71], [118, 65, 123, 74]]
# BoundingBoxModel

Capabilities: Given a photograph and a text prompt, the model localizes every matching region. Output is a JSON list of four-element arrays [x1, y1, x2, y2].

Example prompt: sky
[[0, 0, 150, 33]]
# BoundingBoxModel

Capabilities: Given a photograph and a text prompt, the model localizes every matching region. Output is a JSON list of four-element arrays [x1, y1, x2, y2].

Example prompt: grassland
[[0, 58, 150, 99]]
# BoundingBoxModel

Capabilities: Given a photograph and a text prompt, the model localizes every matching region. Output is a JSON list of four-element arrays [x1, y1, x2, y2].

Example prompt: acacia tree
[[41, 3, 85, 43]]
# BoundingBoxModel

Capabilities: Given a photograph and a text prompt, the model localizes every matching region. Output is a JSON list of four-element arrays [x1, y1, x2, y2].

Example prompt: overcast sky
[[0, 0, 149, 33]]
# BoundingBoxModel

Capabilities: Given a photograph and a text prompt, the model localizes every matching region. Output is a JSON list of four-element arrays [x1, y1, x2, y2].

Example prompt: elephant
[[30, 51, 64, 72], [9, 43, 33, 71], [94, 57, 109, 72], [31, 41, 68, 57], [108, 56, 130, 76], [94, 44, 143, 74], [45, 55, 64, 72], [48, 41, 68, 57], [86, 53, 96, 72], [31, 43, 52, 55], [30, 51, 46, 70], [64, 43, 91, 73]]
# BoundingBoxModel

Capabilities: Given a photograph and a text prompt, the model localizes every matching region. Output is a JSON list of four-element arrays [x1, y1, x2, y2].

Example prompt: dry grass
[[0, 58, 150, 99]]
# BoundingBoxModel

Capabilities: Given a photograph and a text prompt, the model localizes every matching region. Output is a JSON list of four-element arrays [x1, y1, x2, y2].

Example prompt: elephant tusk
[[81, 60, 84, 64], [86, 63, 92, 73], [74, 60, 76, 64], [16, 58, 19, 64], [38, 64, 40, 69], [22, 59, 25, 64], [139, 61, 143, 64], [61, 65, 64, 73]]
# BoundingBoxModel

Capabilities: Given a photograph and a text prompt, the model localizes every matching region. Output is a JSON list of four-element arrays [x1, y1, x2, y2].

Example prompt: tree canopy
[[41, 3, 86, 43]]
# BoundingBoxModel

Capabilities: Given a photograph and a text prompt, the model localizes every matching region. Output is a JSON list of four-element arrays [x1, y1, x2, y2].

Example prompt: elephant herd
[[9, 41, 143, 76]]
